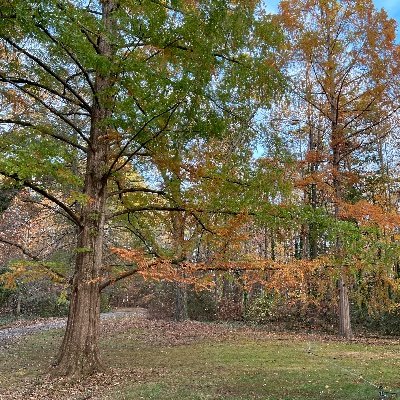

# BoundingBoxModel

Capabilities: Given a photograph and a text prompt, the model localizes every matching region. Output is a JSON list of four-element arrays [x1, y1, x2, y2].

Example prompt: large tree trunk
[[53, 0, 116, 376], [54, 188, 107, 376]]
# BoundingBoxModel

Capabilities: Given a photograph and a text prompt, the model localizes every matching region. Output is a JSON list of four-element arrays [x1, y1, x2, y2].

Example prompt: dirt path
[[0, 308, 148, 347]]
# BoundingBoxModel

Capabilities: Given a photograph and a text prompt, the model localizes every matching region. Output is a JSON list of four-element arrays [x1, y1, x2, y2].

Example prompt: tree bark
[[53, 0, 116, 376], [332, 130, 353, 339], [327, 16, 352, 338], [308, 125, 318, 259], [332, 134, 353, 339], [174, 281, 188, 321], [332, 127, 353, 340], [338, 275, 352, 339], [54, 179, 107, 376], [172, 211, 189, 321], [16, 288, 21, 315]]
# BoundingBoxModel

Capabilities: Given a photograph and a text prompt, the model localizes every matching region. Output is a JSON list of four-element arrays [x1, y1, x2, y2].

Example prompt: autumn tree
[[278, 0, 400, 338], [0, 0, 283, 375], [113, 128, 287, 320]]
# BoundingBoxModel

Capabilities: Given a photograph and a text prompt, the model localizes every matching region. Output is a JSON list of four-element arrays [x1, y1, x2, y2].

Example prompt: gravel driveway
[[0, 308, 148, 347]]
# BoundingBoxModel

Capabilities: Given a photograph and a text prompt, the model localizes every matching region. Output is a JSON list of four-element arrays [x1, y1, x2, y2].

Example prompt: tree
[[278, 0, 400, 338], [0, 0, 283, 375]]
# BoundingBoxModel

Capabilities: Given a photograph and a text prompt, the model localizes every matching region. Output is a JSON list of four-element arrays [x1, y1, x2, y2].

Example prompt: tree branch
[[0, 118, 87, 152], [169, 43, 242, 65], [0, 237, 66, 281], [34, 22, 96, 94], [107, 102, 181, 176], [148, 0, 184, 14], [99, 267, 139, 291], [107, 187, 166, 198], [110, 205, 256, 219], [0, 172, 82, 227], [126, 214, 162, 257], [0, 75, 88, 109], [3, 37, 92, 112], [0, 237, 40, 261], [6, 82, 90, 145]]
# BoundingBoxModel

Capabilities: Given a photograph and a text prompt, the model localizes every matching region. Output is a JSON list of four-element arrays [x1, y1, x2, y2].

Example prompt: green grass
[[103, 338, 400, 400], [1, 321, 399, 400], [0, 328, 62, 389]]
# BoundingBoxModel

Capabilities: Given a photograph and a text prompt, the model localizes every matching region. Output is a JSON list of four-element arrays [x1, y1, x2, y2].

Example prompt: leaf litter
[[1, 311, 399, 399]]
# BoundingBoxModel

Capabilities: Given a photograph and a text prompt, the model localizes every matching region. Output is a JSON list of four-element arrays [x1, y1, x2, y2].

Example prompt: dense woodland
[[1, 0, 400, 377]]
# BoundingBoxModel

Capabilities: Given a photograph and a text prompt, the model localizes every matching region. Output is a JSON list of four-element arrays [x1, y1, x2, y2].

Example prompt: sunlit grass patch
[[101, 327, 400, 400]]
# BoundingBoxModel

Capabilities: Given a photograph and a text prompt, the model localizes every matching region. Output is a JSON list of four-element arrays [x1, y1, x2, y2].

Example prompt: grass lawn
[[0, 318, 399, 399]]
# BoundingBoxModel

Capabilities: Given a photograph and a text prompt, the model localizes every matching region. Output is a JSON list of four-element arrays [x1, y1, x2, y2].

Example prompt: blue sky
[[265, 0, 400, 26], [375, 0, 400, 23]]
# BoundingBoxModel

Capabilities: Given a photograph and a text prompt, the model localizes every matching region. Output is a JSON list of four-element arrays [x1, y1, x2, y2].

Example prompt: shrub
[[244, 292, 282, 324], [6, 280, 69, 317]]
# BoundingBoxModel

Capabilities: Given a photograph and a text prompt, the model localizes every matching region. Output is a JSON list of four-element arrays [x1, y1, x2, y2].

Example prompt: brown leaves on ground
[[0, 368, 157, 400], [2, 313, 399, 399], [100, 314, 400, 347]]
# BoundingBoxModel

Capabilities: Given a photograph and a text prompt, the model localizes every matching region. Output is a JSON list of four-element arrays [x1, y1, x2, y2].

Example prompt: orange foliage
[[304, 149, 326, 164], [339, 200, 400, 228], [110, 246, 329, 295]]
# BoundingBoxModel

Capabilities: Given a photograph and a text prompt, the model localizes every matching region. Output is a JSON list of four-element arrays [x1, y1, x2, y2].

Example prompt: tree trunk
[[338, 275, 352, 339], [54, 124, 108, 376], [270, 229, 276, 261], [326, 17, 352, 338], [172, 211, 189, 321], [54, 206, 106, 376], [174, 282, 188, 321], [53, 0, 116, 376], [333, 145, 352, 339], [308, 125, 318, 259], [16, 288, 21, 315], [169, 163, 189, 321]]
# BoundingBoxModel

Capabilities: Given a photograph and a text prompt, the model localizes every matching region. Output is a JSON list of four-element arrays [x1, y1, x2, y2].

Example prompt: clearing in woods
[[0, 312, 399, 400]]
